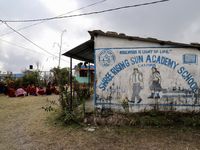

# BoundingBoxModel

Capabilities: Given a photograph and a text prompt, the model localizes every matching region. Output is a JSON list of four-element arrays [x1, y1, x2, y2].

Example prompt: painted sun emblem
[[98, 50, 116, 67]]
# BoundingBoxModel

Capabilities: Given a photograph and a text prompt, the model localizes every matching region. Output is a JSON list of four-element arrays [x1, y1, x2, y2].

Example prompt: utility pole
[[58, 29, 66, 68]]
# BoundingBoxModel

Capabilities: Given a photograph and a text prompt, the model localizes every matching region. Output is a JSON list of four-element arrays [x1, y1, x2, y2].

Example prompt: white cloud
[[39, 0, 78, 15], [0, 0, 200, 72]]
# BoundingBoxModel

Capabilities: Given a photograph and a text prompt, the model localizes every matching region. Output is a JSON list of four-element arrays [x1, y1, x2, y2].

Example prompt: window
[[183, 54, 198, 64], [80, 70, 87, 77]]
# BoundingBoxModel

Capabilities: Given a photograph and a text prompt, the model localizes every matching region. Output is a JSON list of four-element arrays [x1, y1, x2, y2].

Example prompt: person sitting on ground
[[46, 82, 52, 95], [15, 87, 27, 97], [29, 84, 37, 96], [25, 84, 31, 95], [8, 87, 16, 97], [36, 86, 45, 95]]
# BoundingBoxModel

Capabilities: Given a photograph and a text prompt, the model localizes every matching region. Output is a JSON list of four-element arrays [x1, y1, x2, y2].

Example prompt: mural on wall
[[95, 48, 200, 111], [148, 67, 162, 99], [129, 68, 143, 103]]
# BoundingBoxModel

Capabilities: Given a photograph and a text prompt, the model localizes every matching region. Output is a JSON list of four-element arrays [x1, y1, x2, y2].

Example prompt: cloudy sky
[[0, 0, 200, 73]]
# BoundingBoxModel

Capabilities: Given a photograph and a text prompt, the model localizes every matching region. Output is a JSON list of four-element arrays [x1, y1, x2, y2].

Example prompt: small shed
[[63, 30, 200, 112]]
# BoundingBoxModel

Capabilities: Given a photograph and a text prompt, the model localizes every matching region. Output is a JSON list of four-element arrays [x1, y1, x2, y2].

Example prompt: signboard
[[95, 48, 200, 111]]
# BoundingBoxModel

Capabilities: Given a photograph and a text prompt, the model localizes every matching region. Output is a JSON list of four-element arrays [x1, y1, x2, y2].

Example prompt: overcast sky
[[0, 0, 200, 73]]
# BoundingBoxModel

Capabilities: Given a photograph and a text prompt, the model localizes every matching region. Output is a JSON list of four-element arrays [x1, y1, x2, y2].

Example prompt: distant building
[[12, 73, 24, 79], [0, 72, 24, 82], [63, 30, 200, 112], [74, 65, 94, 84], [0, 73, 7, 82]]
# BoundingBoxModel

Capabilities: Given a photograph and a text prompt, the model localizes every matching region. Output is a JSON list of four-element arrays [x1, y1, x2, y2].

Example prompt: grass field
[[0, 95, 200, 150]]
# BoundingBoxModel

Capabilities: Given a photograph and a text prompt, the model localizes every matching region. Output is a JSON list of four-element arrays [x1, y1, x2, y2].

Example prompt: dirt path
[[0, 95, 200, 150]]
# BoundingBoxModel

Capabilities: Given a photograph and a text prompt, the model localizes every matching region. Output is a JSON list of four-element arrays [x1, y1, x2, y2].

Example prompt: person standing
[[148, 67, 162, 98], [129, 68, 143, 103]]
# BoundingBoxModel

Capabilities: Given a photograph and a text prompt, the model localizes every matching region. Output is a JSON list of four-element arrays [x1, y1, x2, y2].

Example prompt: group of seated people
[[1, 83, 59, 97]]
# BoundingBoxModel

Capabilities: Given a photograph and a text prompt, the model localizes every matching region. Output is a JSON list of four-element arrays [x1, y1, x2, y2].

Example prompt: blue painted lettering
[[146, 55, 152, 63], [130, 56, 143, 65], [120, 50, 137, 54], [177, 66, 198, 93], [110, 59, 130, 75], [99, 59, 130, 91], [142, 50, 153, 54], [177, 66, 184, 74], [152, 55, 157, 63], [98, 72, 114, 91], [146, 55, 178, 69]]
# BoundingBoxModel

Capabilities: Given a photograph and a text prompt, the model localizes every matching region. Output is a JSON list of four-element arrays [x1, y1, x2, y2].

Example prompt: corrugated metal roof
[[62, 40, 94, 63], [62, 30, 200, 62]]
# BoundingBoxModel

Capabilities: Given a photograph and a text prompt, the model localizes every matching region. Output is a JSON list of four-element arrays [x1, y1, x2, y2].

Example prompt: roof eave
[[62, 40, 94, 63], [89, 30, 200, 49]]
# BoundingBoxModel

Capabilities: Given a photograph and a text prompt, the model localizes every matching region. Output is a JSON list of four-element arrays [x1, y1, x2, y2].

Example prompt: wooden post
[[70, 57, 73, 111], [88, 63, 90, 93]]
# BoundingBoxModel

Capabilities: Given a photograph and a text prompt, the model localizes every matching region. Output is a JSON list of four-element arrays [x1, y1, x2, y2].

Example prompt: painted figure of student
[[148, 67, 162, 98], [129, 68, 143, 103]]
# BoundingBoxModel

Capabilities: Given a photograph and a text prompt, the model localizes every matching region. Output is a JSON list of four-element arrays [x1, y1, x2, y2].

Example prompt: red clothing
[[8, 88, 16, 97], [29, 86, 37, 95], [37, 87, 45, 95]]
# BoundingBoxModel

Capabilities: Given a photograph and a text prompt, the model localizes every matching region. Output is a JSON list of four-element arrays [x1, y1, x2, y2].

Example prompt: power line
[[0, 37, 70, 64], [3, 22, 56, 57], [2, 22, 69, 63], [0, 38, 49, 56], [0, 0, 107, 37], [1, 0, 170, 23], [0, 38, 74, 71]]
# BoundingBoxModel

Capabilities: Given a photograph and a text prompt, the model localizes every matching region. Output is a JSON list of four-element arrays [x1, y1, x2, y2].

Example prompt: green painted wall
[[75, 76, 89, 83]]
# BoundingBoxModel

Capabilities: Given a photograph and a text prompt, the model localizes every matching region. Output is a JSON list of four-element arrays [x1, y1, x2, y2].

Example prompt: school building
[[63, 30, 200, 112]]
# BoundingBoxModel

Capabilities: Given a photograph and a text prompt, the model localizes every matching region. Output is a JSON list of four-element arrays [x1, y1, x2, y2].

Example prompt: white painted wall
[[94, 35, 200, 112], [94, 36, 160, 48]]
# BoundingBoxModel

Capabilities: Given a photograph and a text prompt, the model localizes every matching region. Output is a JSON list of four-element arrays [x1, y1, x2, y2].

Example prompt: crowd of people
[[0, 82, 59, 97]]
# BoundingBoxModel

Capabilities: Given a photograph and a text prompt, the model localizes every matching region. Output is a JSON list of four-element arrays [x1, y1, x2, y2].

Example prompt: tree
[[22, 70, 40, 86], [50, 67, 70, 86]]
